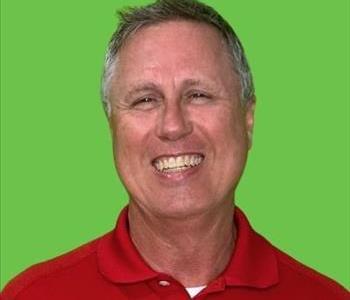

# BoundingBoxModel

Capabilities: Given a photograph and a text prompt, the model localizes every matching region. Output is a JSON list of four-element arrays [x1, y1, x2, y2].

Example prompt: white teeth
[[190, 156, 195, 166], [158, 160, 164, 170], [168, 157, 176, 168], [153, 154, 203, 173], [176, 156, 184, 166], [163, 159, 169, 169]]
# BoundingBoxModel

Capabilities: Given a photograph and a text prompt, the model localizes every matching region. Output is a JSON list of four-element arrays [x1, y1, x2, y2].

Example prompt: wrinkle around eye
[[110, 100, 131, 112], [110, 96, 160, 112]]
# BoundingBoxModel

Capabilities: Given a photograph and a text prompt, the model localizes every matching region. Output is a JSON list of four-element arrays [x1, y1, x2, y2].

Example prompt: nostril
[[156, 105, 193, 141]]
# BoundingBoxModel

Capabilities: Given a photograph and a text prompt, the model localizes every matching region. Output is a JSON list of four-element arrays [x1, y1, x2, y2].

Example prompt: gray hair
[[101, 0, 255, 116]]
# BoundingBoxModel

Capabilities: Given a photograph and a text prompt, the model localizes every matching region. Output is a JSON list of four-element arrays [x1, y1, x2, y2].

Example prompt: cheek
[[111, 118, 148, 190], [205, 108, 248, 173], [112, 114, 153, 164], [202, 106, 247, 148]]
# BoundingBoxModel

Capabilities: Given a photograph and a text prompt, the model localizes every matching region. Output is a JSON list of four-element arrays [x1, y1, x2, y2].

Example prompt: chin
[[147, 195, 227, 219]]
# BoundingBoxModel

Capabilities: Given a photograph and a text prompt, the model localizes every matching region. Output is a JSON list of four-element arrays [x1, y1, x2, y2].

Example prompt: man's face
[[109, 21, 254, 217]]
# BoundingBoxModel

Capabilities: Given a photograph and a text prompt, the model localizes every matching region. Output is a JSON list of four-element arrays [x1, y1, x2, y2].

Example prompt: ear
[[244, 96, 256, 149], [107, 107, 118, 140]]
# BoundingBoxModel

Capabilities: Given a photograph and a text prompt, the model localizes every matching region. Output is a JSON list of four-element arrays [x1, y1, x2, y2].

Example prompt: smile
[[153, 154, 204, 173]]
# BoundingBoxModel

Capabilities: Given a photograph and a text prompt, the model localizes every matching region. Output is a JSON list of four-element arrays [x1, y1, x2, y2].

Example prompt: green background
[[1, 0, 349, 290]]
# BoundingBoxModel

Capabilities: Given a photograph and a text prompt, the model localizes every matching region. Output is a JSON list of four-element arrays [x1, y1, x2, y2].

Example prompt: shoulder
[[1, 232, 111, 300], [270, 241, 349, 299]]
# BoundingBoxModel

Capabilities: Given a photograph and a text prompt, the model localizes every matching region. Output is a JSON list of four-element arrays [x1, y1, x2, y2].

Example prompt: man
[[1, 0, 349, 299]]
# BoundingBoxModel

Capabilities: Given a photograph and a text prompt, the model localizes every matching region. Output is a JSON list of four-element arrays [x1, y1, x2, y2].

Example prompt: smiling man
[[1, 0, 349, 299]]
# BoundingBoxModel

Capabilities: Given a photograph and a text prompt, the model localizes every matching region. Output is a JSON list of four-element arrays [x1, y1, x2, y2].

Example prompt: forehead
[[112, 20, 238, 93], [123, 20, 225, 52]]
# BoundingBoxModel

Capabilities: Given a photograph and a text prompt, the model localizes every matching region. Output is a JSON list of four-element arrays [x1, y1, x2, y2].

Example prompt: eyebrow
[[180, 78, 220, 94], [181, 78, 211, 89], [123, 82, 161, 101]]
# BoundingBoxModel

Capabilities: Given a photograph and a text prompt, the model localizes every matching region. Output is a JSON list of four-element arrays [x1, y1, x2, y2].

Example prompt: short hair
[[101, 0, 255, 116]]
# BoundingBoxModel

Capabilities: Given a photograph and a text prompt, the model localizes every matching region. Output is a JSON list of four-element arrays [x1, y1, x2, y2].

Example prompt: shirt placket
[[147, 275, 192, 300]]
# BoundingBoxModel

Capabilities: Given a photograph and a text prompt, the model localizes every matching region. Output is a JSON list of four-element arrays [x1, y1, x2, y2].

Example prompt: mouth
[[152, 153, 205, 174]]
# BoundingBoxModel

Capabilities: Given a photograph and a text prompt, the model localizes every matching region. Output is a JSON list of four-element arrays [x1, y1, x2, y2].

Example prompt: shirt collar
[[223, 207, 279, 288], [97, 206, 158, 283], [97, 206, 279, 288]]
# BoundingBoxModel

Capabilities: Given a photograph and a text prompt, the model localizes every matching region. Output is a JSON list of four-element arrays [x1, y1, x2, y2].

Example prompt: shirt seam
[[14, 249, 98, 299], [6, 239, 99, 300], [276, 250, 348, 298]]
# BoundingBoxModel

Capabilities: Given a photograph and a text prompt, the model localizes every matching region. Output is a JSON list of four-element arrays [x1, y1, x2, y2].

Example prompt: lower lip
[[152, 161, 204, 182]]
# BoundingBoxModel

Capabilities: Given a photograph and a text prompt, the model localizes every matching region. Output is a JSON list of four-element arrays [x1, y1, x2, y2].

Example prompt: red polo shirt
[[2, 207, 349, 299]]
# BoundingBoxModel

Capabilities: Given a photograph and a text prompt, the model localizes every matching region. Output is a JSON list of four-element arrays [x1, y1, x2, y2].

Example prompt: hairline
[[102, 5, 255, 117], [104, 19, 241, 109]]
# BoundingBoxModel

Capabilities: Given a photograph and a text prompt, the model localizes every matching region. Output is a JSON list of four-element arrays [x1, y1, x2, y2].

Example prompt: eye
[[135, 97, 154, 105], [190, 92, 206, 99], [131, 96, 158, 110], [188, 91, 211, 103]]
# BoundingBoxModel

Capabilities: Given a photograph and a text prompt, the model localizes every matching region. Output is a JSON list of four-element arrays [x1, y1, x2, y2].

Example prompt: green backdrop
[[1, 0, 349, 290]]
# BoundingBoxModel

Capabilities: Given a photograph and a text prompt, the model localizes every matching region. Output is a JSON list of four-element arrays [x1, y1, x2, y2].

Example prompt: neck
[[128, 201, 236, 287]]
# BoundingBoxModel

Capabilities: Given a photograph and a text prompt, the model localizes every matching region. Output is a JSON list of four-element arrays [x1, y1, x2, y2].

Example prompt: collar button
[[158, 280, 171, 287]]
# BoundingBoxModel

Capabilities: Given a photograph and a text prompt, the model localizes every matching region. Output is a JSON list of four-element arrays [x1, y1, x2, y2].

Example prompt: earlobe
[[247, 131, 253, 149]]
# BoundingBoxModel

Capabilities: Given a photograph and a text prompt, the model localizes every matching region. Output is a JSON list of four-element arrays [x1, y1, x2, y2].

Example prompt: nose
[[156, 102, 193, 141]]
